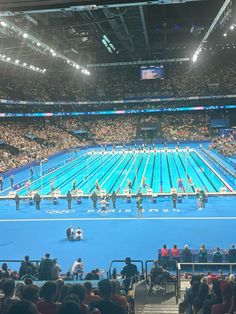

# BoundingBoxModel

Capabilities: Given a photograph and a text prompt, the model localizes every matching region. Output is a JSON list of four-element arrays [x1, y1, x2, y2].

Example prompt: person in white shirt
[[75, 226, 83, 240], [71, 257, 83, 280]]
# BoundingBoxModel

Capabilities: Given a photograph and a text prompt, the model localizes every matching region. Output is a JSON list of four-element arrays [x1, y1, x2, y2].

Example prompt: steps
[[142, 304, 179, 314]]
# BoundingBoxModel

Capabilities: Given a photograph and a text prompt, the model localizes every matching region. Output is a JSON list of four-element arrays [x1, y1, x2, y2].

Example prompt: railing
[[201, 148, 236, 183]]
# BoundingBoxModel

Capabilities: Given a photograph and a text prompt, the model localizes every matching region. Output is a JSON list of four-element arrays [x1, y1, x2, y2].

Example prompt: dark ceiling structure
[[0, 0, 235, 71]]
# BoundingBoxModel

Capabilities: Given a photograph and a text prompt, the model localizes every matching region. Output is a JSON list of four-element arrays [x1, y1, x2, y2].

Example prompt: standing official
[[10, 175, 14, 189], [67, 190, 72, 209], [172, 192, 177, 211], [91, 191, 98, 209], [0, 175, 3, 191], [34, 192, 41, 210], [111, 191, 117, 209], [30, 166, 34, 179], [15, 194, 20, 211]]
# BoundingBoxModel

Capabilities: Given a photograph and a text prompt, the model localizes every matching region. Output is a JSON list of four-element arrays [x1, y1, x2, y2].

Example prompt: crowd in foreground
[[0, 278, 129, 314], [0, 255, 139, 314], [183, 273, 236, 314]]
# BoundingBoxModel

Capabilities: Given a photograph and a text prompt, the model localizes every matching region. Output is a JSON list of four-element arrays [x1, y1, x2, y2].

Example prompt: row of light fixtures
[[0, 53, 46, 73], [192, 23, 235, 63], [0, 20, 90, 75]]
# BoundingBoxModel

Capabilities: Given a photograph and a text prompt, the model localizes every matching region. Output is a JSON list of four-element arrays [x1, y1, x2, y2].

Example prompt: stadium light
[[15, 59, 19, 64], [0, 21, 7, 27], [0, 17, 90, 75], [192, 54, 198, 62], [230, 24, 235, 30], [191, 0, 231, 62], [223, 33, 227, 37]]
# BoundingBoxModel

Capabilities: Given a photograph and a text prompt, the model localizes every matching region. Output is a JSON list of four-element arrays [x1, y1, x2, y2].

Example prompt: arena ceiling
[[0, 0, 235, 70]]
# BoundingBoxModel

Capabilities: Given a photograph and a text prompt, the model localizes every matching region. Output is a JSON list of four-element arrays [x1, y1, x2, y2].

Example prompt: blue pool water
[[13, 148, 232, 196]]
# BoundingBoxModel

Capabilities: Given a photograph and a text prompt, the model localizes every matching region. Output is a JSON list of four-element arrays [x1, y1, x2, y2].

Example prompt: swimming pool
[[15, 148, 233, 196]]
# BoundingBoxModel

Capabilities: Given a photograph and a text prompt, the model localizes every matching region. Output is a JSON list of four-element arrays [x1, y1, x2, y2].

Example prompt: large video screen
[[140, 65, 164, 80]]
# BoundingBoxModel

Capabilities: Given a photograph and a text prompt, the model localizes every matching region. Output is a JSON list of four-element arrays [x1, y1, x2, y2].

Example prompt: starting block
[[177, 195, 182, 203], [220, 187, 227, 193], [29, 198, 34, 205], [8, 191, 16, 197], [127, 195, 131, 203], [152, 194, 157, 203], [100, 189, 106, 197], [53, 197, 59, 205], [146, 188, 153, 196]]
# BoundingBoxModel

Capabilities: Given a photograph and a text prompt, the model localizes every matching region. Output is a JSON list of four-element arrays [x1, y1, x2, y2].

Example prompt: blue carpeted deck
[[0, 144, 236, 274]]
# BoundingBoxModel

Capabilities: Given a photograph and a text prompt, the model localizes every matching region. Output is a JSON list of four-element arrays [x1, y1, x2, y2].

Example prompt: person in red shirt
[[171, 244, 180, 266], [171, 244, 179, 257], [161, 244, 170, 263], [161, 244, 169, 257]]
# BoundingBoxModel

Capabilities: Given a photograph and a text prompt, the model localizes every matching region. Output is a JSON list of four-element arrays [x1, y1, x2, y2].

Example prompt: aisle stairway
[[142, 303, 179, 314]]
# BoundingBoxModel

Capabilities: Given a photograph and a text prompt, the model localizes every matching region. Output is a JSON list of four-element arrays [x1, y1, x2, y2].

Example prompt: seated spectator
[[211, 283, 233, 314], [161, 244, 170, 262], [0, 263, 11, 279], [92, 279, 125, 314], [85, 270, 99, 281], [110, 280, 129, 313], [148, 261, 164, 295], [84, 282, 101, 306], [21, 268, 37, 281], [51, 259, 61, 281], [202, 280, 222, 314], [8, 300, 38, 314], [185, 279, 200, 314], [71, 258, 83, 280], [37, 281, 58, 314], [19, 256, 36, 278], [15, 283, 25, 300], [213, 248, 223, 263], [171, 244, 180, 264], [0, 279, 19, 313], [69, 284, 89, 314], [57, 284, 71, 303], [193, 282, 209, 313], [198, 244, 208, 263], [58, 300, 82, 314], [63, 272, 73, 281], [38, 253, 54, 281], [181, 244, 192, 262], [228, 244, 236, 263], [22, 284, 39, 304]]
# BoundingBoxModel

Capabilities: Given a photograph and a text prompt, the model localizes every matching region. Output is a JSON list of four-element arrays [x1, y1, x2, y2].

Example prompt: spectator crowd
[[0, 112, 215, 173], [0, 120, 82, 172], [209, 134, 236, 158], [0, 59, 236, 103]]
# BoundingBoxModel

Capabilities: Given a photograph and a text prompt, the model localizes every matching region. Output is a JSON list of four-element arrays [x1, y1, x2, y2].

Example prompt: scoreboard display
[[140, 65, 164, 80]]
